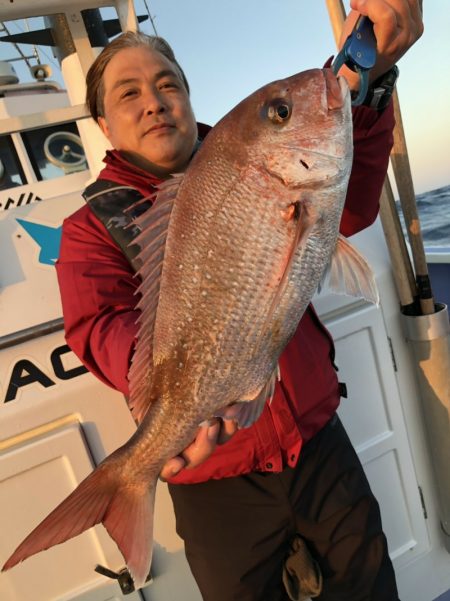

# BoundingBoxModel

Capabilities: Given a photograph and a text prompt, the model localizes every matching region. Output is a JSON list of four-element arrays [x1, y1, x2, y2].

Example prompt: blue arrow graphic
[[16, 219, 62, 266]]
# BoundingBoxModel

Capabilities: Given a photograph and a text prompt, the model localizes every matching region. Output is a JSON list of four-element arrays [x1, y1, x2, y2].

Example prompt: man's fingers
[[207, 419, 221, 441], [159, 455, 186, 482], [340, 0, 423, 90], [181, 420, 220, 468], [159, 414, 239, 480], [220, 403, 243, 420], [349, 0, 423, 54], [159, 423, 218, 480], [217, 418, 238, 445]]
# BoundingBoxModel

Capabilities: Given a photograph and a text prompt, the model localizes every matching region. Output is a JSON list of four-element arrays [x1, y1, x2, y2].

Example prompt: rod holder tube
[[402, 304, 450, 551]]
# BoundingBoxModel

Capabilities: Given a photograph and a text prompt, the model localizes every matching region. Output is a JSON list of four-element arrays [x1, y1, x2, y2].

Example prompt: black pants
[[168, 415, 399, 601]]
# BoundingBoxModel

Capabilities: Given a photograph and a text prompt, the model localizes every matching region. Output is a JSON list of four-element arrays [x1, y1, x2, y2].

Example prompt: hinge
[[387, 337, 398, 372], [418, 485, 428, 519]]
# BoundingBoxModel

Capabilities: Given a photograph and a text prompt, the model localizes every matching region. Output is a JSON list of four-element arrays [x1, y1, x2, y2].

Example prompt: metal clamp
[[332, 16, 377, 106], [95, 564, 152, 595]]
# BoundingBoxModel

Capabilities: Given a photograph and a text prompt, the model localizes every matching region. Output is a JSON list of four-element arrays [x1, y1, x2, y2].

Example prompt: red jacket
[[55, 105, 394, 484]]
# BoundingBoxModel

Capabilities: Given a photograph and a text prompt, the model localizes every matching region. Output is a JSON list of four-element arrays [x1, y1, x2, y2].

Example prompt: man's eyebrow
[[111, 77, 139, 92], [154, 69, 179, 81], [111, 70, 180, 92]]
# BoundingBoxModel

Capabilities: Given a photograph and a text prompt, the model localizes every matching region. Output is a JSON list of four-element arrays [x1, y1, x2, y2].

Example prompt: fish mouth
[[323, 68, 348, 110], [337, 76, 350, 102]]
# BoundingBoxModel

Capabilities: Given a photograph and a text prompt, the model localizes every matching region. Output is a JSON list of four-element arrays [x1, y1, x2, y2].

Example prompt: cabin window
[[21, 122, 87, 181], [0, 135, 26, 190]]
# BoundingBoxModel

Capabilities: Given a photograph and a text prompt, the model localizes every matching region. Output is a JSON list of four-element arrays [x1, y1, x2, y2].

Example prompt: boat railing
[[425, 248, 450, 264], [0, 80, 62, 96], [0, 103, 90, 136], [0, 319, 64, 351]]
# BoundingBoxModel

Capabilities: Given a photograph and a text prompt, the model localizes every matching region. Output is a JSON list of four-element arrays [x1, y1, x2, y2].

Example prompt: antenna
[[142, 0, 158, 35], [24, 18, 42, 65], [0, 21, 34, 68]]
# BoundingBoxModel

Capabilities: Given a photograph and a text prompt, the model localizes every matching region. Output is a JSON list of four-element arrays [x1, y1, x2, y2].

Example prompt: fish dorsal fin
[[325, 234, 379, 304], [128, 174, 183, 423]]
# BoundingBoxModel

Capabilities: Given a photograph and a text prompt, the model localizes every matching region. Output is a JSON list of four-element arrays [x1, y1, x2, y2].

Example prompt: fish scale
[[162, 189, 290, 402]]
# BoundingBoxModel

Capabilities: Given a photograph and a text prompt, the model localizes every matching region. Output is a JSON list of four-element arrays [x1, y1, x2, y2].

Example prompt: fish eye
[[267, 100, 291, 124]]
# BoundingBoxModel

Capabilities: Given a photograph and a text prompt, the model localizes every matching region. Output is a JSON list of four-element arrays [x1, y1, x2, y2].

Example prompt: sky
[[0, 0, 448, 195]]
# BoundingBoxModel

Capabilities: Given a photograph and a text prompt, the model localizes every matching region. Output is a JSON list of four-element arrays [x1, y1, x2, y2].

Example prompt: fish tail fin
[[103, 481, 156, 588], [2, 456, 156, 590]]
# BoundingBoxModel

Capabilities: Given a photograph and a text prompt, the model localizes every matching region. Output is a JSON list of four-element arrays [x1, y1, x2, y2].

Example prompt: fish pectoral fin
[[215, 367, 278, 429], [266, 200, 317, 322], [324, 235, 379, 304]]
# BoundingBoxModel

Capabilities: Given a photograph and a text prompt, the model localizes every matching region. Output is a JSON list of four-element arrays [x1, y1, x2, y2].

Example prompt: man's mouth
[[144, 123, 175, 135]]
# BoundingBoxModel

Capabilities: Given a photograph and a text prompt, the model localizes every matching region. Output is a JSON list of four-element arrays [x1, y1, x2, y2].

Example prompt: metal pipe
[[0, 318, 64, 351], [44, 14, 76, 63], [402, 305, 450, 551]]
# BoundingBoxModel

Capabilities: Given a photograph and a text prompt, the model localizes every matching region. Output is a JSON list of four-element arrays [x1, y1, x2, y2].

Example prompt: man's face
[[98, 45, 198, 178]]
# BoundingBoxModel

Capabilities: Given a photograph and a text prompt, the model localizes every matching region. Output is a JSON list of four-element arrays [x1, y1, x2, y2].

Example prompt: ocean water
[[397, 184, 450, 248]]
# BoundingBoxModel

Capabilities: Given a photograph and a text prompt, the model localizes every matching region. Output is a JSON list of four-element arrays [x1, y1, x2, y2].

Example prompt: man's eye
[[160, 81, 178, 90], [121, 89, 137, 99]]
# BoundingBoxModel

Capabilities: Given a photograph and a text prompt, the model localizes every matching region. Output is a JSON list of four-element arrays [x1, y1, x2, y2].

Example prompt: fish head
[[264, 68, 352, 187], [212, 68, 353, 196]]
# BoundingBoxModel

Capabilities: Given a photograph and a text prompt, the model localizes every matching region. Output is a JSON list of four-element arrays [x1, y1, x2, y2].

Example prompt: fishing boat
[[0, 1, 448, 599]]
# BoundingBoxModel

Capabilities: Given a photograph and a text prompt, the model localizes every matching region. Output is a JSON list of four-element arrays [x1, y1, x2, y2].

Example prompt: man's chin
[[144, 146, 194, 174]]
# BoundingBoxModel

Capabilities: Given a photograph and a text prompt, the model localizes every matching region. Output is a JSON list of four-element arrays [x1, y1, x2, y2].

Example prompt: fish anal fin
[[328, 235, 379, 304], [128, 174, 184, 422]]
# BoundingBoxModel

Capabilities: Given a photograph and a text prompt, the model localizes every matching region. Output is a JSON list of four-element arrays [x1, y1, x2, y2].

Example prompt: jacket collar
[[98, 122, 211, 198]]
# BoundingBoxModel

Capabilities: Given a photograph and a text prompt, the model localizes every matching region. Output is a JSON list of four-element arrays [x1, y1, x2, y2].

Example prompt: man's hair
[[86, 31, 190, 123]]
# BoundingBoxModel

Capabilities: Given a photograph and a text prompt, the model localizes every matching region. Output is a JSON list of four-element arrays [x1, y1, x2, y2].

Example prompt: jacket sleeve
[[340, 102, 395, 237], [55, 207, 139, 395]]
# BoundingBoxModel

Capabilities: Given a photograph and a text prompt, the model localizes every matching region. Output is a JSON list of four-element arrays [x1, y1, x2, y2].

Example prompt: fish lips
[[324, 69, 350, 110]]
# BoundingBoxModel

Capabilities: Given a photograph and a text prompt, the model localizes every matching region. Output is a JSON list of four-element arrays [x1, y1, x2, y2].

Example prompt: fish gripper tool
[[332, 15, 377, 106]]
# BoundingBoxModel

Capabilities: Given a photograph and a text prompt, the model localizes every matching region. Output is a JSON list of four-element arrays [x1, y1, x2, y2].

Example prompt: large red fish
[[2, 68, 377, 588]]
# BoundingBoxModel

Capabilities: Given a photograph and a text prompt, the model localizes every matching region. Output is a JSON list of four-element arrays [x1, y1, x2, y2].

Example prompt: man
[[56, 1, 423, 598]]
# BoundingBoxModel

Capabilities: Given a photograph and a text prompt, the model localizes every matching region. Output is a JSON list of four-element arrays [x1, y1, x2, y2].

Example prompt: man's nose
[[143, 88, 166, 114]]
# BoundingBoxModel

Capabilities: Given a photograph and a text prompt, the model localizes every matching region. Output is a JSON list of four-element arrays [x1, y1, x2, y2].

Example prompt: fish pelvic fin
[[2, 456, 156, 590], [326, 234, 379, 304], [215, 366, 279, 429]]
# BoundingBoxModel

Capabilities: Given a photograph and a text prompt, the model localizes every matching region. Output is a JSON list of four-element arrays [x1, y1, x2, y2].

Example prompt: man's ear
[[98, 116, 110, 140]]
